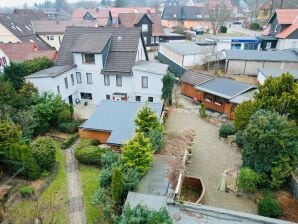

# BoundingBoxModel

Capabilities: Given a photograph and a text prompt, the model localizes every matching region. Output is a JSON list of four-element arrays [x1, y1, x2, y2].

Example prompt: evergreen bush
[[258, 197, 282, 218], [19, 186, 34, 198], [75, 146, 103, 166], [219, 123, 235, 138], [237, 167, 260, 193]]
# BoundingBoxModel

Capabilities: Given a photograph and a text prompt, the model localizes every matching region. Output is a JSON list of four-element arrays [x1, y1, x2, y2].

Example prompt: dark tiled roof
[[0, 10, 51, 50], [180, 70, 214, 86], [71, 33, 111, 53], [181, 6, 208, 20], [56, 26, 144, 75], [162, 6, 181, 20]]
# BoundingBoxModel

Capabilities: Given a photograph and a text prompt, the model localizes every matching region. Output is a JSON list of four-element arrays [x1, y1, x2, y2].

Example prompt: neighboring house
[[180, 70, 214, 99], [195, 78, 256, 119], [79, 100, 163, 146], [0, 42, 56, 72], [257, 0, 272, 23], [159, 42, 212, 67], [71, 8, 112, 26], [25, 26, 168, 105], [259, 9, 298, 50], [219, 49, 298, 75], [109, 7, 156, 24], [206, 36, 261, 51], [257, 68, 298, 84], [0, 9, 51, 50], [31, 20, 97, 50], [160, 0, 180, 13], [41, 8, 71, 21], [161, 5, 211, 30], [118, 13, 165, 46]]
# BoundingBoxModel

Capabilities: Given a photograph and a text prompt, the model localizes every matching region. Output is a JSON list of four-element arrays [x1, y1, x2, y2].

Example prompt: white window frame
[[76, 72, 82, 83], [71, 74, 74, 86], [82, 53, 95, 64], [142, 76, 148, 88], [104, 75, 110, 86], [142, 24, 149, 32], [86, 73, 93, 84], [64, 77, 68, 89], [116, 75, 122, 87]]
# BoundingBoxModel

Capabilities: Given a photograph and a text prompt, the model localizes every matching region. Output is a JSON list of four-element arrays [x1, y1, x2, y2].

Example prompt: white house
[[25, 26, 168, 105], [257, 68, 298, 84]]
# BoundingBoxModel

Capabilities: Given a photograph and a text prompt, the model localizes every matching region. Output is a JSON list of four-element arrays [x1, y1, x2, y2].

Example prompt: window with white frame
[[106, 94, 110, 100], [47, 35, 54, 40], [148, 97, 153, 102], [71, 74, 74, 86], [143, 36, 147, 44], [142, 24, 148, 32], [142, 76, 148, 88], [116, 75, 122, 87], [57, 85, 60, 95], [64, 77, 68, 89], [76, 72, 82, 83], [86, 73, 93, 84], [82, 53, 95, 64], [81, 92, 92, 100], [136, 96, 141, 101], [104, 75, 110, 86]]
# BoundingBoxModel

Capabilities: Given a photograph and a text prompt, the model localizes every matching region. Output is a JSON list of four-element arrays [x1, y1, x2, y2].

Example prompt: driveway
[[165, 98, 257, 214]]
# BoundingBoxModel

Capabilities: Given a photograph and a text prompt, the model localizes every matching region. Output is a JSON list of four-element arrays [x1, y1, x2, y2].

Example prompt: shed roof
[[71, 33, 111, 53], [258, 68, 298, 80], [195, 78, 256, 100], [161, 42, 210, 55], [132, 61, 168, 75], [223, 50, 298, 62], [25, 65, 76, 79], [230, 89, 257, 104], [180, 70, 214, 86], [80, 101, 163, 145], [271, 9, 298, 25]]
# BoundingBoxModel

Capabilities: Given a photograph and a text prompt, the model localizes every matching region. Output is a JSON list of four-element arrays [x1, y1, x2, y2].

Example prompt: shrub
[[119, 204, 172, 224], [219, 26, 227, 33], [31, 137, 56, 171], [122, 168, 141, 193], [258, 197, 282, 218], [61, 133, 79, 149], [219, 123, 235, 138], [147, 129, 164, 152], [99, 168, 113, 187], [235, 131, 245, 148], [111, 167, 124, 206], [101, 150, 120, 169], [237, 167, 260, 193], [58, 120, 80, 133], [250, 23, 260, 30], [199, 103, 207, 118], [19, 186, 34, 198], [233, 100, 256, 131], [90, 139, 100, 146], [75, 145, 103, 166]]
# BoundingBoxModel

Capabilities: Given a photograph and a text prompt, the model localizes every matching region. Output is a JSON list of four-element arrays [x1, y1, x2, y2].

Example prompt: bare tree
[[208, 1, 231, 35]]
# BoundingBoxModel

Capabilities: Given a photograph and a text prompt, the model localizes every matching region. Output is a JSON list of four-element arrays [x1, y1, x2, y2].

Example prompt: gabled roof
[[119, 13, 165, 36], [71, 33, 111, 53], [195, 78, 256, 100], [223, 50, 298, 62], [261, 25, 270, 36], [258, 68, 298, 80], [0, 42, 56, 62], [162, 5, 181, 20], [71, 8, 112, 26], [269, 9, 298, 25], [56, 26, 146, 76], [180, 70, 214, 86], [276, 22, 298, 39], [181, 6, 208, 20], [109, 7, 155, 18], [79, 101, 163, 145], [132, 61, 168, 75]]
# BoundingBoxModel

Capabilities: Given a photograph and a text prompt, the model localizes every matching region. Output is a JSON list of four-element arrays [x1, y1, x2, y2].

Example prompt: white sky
[[2, 0, 82, 8]]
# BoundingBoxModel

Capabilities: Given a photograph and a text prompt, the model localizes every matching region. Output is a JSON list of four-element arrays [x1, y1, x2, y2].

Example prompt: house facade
[[25, 27, 168, 105]]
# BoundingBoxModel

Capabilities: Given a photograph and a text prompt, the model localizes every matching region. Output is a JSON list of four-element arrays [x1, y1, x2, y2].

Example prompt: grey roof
[[25, 65, 76, 79], [195, 78, 256, 100], [71, 33, 111, 53], [181, 6, 208, 21], [180, 70, 214, 86], [230, 89, 257, 104], [223, 50, 298, 62], [161, 42, 210, 55], [207, 36, 259, 41], [56, 26, 145, 75], [132, 60, 168, 75], [79, 101, 163, 145], [161, 5, 181, 20], [258, 68, 298, 79]]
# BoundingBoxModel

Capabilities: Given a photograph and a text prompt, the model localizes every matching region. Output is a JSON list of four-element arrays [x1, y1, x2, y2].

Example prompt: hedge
[[61, 133, 79, 149], [75, 145, 103, 166]]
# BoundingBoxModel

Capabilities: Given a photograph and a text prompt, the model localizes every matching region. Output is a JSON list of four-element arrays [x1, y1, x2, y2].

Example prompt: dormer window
[[82, 53, 95, 64], [274, 24, 280, 32], [142, 24, 148, 32]]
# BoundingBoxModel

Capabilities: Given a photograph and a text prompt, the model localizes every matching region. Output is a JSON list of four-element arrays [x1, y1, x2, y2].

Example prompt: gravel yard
[[165, 106, 257, 214]]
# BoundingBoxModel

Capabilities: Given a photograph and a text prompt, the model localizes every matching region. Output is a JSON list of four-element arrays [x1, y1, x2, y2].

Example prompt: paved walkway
[[66, 142, 86, 224]]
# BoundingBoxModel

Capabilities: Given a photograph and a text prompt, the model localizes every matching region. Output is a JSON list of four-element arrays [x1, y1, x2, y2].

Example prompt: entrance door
[[68, 95, 73, 105]]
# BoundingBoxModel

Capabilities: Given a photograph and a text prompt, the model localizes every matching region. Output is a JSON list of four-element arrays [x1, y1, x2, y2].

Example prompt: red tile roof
[[109, 7, 155, 18], [119, 13, 164, 36], [276, 22, 298, 38], [261, 25, 270, 35], [0, 43, 56, 62], [275, 9, 298, 24], [71, 8, 111, 26]]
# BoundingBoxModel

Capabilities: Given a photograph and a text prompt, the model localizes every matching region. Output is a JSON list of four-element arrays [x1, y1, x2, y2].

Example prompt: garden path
[[66, 141, 87, 224]]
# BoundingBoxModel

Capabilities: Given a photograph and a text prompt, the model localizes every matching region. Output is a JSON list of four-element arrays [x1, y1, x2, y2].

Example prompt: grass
[[8, 146, 68, 224], [79, 164, 100, 224]]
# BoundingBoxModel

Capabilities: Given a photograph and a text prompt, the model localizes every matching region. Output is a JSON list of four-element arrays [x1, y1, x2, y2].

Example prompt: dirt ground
[[277, 190, 298, 222], [164, 97, 258, 214]]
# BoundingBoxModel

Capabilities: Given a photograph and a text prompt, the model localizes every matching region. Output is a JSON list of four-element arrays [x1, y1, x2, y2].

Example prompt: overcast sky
[[2, 0, 81, 8]]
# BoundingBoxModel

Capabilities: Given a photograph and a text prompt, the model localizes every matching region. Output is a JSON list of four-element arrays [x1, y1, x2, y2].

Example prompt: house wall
[[0, 49, 10, 72], [159, 44, 183, 66], [183, 20, 211, 30], [0, 24, 21, 43], [183, 54, 206, 66], [79, 128, 111, 143], [277, 39, 298, 50], [38, 34, 64, 50], [216, 41, 232, 51], [257, 71, 266, 84], [180, 82, 197, 98], [162, 19, 180, 28], [136, 38, 147, 61], [244, 61, 264, 75], [136, 15, 153, 46], [227, 60, 246, 74]]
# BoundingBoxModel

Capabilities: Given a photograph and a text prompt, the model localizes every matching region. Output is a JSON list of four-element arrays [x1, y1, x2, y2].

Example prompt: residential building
[[71, 8, 112, 26], [257, 0, 272, 24], [206, 36, 261, 51], [257, 68, 298, 84], [0, 9, 51, 50], [31, 20, 97, 50], [259, 9, 298, 50], [160, 0, 180, 13], [118, 13, 165, 46], [109, 7, 156, 24], [25, 27, 168, 105], [161, 4, 182, 28], [0, 42, 56, 72], [79, 101, 163, 146], [41, 8, 71, 21], [218, 50, 298, 75]]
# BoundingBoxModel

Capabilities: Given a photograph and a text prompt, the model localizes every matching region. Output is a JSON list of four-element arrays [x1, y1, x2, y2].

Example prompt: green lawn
[[9, 148, 68, 224], [79, 164, 100, 224]]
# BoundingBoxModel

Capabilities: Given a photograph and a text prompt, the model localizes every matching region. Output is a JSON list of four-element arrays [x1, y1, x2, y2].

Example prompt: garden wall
[[289, 172, 298, 199]]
